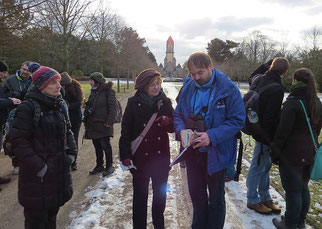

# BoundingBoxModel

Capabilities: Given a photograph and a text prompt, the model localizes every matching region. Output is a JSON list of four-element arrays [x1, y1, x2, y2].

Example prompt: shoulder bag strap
[[298, 99, 318, 150], [138, 100, 163, 139]]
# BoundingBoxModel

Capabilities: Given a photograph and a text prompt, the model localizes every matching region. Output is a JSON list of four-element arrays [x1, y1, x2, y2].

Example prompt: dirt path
[[0, 91, 137, 229]]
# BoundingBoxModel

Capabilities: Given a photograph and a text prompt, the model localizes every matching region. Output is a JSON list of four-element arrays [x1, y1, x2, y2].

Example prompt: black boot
[[102, 165, 114, 177], [89, 166, 104, 175], [272, 217, 290, 229], [0, 176, 11, 184]]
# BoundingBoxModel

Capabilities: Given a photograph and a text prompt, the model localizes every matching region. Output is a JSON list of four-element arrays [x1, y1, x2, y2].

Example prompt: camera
[[186, 113, 206, 132], [83, 107, 93, 122]]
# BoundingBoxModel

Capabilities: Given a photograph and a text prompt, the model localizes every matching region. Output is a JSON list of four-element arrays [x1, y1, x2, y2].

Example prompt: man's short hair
[[269, 57, 289, 76], [21, 61, 32, 68], [187, 52, 213, 70]]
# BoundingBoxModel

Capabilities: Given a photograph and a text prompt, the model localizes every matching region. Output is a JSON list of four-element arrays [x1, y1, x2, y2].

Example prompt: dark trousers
[[24, 207, 59, 229], [70, 120, 81, 164], [71, 120, 81, 148], [279, 162, 311, 229], [12, 155, 19, 167], [132, 170, 169, 229], [92, 137, 112, 168], [186, 153, 226, 229]]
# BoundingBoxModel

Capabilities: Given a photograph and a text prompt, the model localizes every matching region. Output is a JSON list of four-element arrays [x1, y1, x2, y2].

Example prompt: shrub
[[72, 70, 84, 77]]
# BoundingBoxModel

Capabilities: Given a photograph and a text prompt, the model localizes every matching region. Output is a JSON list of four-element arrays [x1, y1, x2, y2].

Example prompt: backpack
[[3, 99, 69, 158], [241, 75, 274, 142], [114, 98, 122, 123], [3, 99, 41, 158]]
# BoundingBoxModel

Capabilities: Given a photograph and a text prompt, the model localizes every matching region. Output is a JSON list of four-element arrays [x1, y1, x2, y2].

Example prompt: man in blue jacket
[[173, 52, 245, 229]]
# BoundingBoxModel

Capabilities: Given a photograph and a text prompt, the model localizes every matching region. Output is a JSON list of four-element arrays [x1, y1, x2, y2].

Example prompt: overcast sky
[[103, 0, 322, 65]]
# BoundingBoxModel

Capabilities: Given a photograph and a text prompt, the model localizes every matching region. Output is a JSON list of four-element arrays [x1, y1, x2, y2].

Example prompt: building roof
[[167, 36, 174, 46]]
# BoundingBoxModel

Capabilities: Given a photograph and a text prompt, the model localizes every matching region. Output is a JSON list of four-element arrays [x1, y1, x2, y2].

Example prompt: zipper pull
[[41, 176, 44, 183]]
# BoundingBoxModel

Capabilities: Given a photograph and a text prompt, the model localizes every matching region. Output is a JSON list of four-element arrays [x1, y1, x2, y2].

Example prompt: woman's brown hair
[[293, 68, 319, 123], [64, 78, 85, 106]]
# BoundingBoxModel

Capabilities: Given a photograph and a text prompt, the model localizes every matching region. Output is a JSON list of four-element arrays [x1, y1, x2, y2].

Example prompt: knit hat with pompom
[[28, 62, 61, 90]]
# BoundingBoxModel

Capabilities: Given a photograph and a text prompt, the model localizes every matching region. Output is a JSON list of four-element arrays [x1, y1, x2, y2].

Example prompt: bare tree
[[33, 0, 92, 72], [239, 30, 276, 64], [305, 25, 322, 51], [87, 5, 123, 74]]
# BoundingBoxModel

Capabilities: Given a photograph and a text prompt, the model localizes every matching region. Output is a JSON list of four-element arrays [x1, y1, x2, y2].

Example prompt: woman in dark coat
[[10, 63, 77, 229], [119, 69, 174, 229], [60, 72, 84, 170], [83, 72, 117, 176], [271, 68, 322, 229]]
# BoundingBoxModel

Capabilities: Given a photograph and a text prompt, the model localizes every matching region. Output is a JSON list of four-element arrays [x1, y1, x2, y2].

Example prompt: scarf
[[290, 81, 307, 92], [139, 90, 165, 107]]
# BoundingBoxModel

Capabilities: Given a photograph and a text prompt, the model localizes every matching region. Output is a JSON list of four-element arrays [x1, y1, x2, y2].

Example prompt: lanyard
[[192, 70, 217, 115]]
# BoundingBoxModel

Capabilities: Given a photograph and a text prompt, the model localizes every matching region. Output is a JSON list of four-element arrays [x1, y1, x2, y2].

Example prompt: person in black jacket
[[83, 72, 117, 177], [60, 72, 84, 171], [4, 60, 33, 175], [0, 61, 21, 189], [246, 57, 289, 215], [119, 69, 174, 229], [270, 68, 322, 229], [10, 63, 77, 229]]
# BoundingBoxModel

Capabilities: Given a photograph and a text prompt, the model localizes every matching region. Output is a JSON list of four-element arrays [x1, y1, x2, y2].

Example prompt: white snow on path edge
[[67, 82, 311, 229]]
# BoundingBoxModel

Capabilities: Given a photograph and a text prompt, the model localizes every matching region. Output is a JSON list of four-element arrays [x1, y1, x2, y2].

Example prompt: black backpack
[[241, 75, 275, 142], [3, 99, 70, 158]]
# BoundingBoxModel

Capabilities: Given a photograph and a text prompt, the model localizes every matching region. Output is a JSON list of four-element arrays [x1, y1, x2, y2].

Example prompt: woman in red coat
[[119, 69, 174, 229]]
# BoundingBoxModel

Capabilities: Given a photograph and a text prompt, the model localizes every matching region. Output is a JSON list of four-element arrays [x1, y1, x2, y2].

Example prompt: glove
[[155, 116, 171, 128], [122, 159, 132, 166]]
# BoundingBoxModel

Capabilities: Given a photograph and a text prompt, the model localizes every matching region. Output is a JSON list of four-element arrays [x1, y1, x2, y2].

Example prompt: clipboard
[[170, 142, 198, 167]]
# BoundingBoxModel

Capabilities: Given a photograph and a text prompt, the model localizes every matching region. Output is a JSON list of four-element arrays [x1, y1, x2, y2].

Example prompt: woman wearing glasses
[[119, 69, 174, 229]]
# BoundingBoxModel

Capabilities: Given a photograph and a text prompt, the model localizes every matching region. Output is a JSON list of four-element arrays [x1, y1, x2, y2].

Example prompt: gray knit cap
[[90, 72, 105, 84]]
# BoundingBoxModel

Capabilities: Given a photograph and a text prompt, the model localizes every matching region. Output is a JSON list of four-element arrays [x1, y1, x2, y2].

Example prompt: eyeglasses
[[149, 82, 161, 88]]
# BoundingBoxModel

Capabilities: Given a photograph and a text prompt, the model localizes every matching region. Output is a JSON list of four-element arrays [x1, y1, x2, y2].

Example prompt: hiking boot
[[89, 166, 104, 175], [272, 217, 290, 229], [13, 167, 19, 175], [0, 176, 11, 184], [71, 162, 78, 171], [102, 166, 115, 177], [262, 200, 281, 214], [247, 202, 272, 215]]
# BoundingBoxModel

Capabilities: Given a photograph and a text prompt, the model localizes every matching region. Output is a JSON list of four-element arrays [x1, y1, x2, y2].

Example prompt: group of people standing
[[0, 50, 321, 229], [119, 52, 321, 229]]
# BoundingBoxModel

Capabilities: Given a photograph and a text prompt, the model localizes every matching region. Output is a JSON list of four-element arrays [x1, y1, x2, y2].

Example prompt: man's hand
[[10, 98, 21, 105], [180, 129, 194, 148], [191, 131, 210, 148]]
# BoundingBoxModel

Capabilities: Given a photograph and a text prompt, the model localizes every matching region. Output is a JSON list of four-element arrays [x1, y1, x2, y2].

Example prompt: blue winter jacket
[[173, 68, 245, 174]]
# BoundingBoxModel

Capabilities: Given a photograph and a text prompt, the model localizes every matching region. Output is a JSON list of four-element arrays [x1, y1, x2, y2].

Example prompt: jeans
[[279, 162, 310, 229], [24, 207, 59, 229], [132, 170, 169, 229], [186, 153, 226, 229], [246, 141, 272, 204], [92, 137, 113, 168]]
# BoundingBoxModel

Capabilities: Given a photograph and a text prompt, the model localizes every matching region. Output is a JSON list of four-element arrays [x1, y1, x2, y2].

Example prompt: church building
[[159, 36, 183, 78]]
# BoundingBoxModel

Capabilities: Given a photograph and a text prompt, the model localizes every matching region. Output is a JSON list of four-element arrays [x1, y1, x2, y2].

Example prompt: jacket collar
[[265, 70, 282, 85]]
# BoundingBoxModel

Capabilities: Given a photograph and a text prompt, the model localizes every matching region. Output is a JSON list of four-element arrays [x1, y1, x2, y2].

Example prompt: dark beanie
[[135, 69, 161, 91], [90, 72, 105, 84], [28, 62, 61, 90], [0, 61, 9, 72], [60, 71, 72, 86]]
